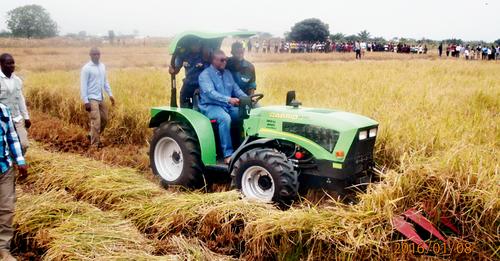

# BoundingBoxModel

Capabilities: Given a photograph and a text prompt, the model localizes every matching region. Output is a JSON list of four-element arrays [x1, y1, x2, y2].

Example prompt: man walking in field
[[0, 103, 28, 261], [80, 47, 115, 148], [0, 54, 31, 154]]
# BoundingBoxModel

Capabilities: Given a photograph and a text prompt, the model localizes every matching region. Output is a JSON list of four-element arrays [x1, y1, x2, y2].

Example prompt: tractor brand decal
[[265, 119, 277, 129], [269, 112, 299, 120]]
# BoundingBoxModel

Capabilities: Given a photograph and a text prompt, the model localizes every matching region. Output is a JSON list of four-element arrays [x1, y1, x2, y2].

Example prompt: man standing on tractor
[[80, 47, 115, 148], [226, 42, 257, 96], [169, 38, 210, 108], [198, 50, 248, 164]]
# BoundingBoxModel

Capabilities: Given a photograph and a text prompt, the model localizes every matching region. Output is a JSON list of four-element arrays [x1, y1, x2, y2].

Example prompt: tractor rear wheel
[[233, 148, 299, 206], [150, 121, 204, 188]]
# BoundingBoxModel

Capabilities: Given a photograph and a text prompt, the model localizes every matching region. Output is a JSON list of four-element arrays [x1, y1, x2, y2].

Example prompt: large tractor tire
[[150, 121, 204, 188], [232, 148, 299, 206]]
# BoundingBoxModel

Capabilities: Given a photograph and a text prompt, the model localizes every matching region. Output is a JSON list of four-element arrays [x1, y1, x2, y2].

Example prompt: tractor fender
[[149, 106, 217, 165], [229, 138, 277, 172]]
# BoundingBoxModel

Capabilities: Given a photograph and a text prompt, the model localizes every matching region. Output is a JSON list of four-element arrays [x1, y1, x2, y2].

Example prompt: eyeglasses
[[219, 58, 227, 63]]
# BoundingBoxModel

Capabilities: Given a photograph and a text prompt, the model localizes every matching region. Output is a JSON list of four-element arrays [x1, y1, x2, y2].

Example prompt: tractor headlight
[[369, 128, 377, 138], [359, 130, 368, 140], [282, 122, 339, 152]]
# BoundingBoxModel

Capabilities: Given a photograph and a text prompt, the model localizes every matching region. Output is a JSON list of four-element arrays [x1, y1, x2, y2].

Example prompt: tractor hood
[[250, 106, 378, 131]]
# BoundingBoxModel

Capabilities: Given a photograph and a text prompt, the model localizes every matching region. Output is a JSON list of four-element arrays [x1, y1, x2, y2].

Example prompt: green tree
[[344, 34, 359, 42], [6, 4, 58, 38], [495, 39, 500, 45], [330, 33, 345, 42], [443, 38, 463, 45], [288, 18, 330, 42], [357, 30, 371, 41], [372, 36, 386, 43], [0, 30, 12, 37]]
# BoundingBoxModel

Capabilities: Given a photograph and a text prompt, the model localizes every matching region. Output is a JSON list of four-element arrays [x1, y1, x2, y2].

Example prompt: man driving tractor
[[198, 50, 248, 164]]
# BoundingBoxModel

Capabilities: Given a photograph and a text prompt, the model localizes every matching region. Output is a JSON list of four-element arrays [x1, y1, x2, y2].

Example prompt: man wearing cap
[[226, 42, 257, 96], [169, 39, 210, 108]]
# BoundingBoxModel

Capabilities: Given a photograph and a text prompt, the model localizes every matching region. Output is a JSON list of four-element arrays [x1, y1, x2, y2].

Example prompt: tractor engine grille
[[282, 122, 339, 152]]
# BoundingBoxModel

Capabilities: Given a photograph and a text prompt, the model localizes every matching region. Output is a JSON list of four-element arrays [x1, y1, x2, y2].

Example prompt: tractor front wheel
[[233, 148, 299, 206], [150, 122, 204, 188]]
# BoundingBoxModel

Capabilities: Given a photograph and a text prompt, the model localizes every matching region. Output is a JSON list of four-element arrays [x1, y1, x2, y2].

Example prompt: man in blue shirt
[[80, 47, 115, 148], [0, 103, 27, 261], [169, 38, 210, 108], [198, 50, 248, 164], [226, 42, 257, 95]]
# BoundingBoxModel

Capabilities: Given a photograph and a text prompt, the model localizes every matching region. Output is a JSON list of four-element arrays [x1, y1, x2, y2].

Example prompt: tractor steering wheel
[[250, 93, 264, 105]]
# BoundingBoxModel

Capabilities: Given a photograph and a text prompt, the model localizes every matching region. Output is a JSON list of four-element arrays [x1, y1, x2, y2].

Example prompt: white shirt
[[80, 61, 113, 103], [0, 71, 29, 122]]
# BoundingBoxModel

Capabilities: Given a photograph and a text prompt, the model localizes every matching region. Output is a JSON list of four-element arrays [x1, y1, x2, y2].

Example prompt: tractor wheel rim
[[154, 137, 183, 181], [241, 166, 275, 202]]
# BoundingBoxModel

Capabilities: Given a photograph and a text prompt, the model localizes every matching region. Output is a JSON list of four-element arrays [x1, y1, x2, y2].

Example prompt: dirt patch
[[29, 110, 149, 171]]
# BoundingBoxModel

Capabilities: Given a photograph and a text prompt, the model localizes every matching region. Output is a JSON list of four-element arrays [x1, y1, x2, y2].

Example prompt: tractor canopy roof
[[168, 31, 257, 54]]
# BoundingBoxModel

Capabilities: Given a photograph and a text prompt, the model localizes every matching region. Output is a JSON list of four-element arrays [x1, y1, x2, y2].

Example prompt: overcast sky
[[0, 0, 498, 41]]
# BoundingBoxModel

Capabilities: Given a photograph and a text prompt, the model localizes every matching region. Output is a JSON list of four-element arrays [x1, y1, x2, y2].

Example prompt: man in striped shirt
[[0, 103, 28, 261]]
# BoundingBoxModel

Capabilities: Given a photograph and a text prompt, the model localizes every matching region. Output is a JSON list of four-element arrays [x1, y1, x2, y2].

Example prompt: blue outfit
[[80, 61, 113, 103], [198, 65, 247, 158], [174, 51, 209, 107], [0, 104, 25, 174], [226, 57, 257, 94]]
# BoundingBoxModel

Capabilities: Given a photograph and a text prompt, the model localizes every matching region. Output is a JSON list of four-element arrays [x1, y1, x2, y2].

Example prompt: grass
[[23, 144, 499, 260], [14, 189, 167, 260], [5, 45, 499, 259]]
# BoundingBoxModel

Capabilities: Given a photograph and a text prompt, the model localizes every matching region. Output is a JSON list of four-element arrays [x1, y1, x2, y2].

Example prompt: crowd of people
[[243, 39, 500, 61], [438, 43, 499, 60], [244, 39, 432, 55]]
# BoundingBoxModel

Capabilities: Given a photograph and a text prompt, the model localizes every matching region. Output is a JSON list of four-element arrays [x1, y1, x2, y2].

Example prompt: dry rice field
[[1, 41, 498, 260]]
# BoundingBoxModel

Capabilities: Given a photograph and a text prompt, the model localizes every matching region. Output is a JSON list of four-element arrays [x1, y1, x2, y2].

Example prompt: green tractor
[[149, 32, 379, 205]]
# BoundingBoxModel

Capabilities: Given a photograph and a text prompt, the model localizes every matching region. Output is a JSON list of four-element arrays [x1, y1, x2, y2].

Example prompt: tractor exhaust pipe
[[169, 54, 178, 108], [170, 75, 177, 107]]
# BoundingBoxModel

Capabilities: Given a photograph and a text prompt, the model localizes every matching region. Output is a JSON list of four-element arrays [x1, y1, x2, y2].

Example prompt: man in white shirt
[[80, 47, 115, 148], [0, 53, 31, 153]]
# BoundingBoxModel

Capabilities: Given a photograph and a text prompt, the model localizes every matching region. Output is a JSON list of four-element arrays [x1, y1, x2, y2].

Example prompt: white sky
[[0, 0, 498, 41]]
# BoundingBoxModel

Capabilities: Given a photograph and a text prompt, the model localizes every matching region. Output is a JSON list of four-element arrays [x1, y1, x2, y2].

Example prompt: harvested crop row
[[14, 189, 167, 260], [23, 146, 498, 260]]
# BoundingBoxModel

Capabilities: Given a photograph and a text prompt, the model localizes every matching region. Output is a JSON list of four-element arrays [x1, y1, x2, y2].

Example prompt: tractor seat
[[192, 90, 217, 124]]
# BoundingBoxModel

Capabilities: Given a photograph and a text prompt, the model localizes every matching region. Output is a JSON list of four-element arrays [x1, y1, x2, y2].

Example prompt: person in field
[[198, 50, 248, 164], [80, 47, 115, 148], [226, 42, 257, 96], [0, 103, 28, 261], [355, 41, 361, 59], [168, 38, 210, 108], [0, 53, 31, 154]]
